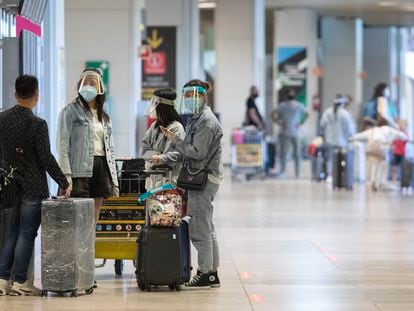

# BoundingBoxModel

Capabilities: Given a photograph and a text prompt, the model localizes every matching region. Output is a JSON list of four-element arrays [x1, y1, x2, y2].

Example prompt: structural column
[[274, 9, 318, 141], [215, 0, 265, 163], [321, 17, 363, 120]]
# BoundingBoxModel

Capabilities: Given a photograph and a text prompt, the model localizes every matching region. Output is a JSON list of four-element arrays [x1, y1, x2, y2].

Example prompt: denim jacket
[[57, 98, 118, 187], [174, 106, 223, 184]]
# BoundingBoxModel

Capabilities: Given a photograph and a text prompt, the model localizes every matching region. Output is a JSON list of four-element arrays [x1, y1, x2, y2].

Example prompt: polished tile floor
[[2, 169, 414, 310]]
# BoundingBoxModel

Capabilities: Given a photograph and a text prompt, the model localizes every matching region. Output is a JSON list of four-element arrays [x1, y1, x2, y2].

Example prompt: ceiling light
[[199, 2, 216, 9], [378, 1, 396, 6], [401, 5, 414, 11]]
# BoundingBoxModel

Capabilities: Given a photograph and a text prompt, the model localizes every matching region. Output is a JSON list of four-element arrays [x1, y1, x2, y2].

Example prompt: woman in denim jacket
[[57, 68, 119, 224]]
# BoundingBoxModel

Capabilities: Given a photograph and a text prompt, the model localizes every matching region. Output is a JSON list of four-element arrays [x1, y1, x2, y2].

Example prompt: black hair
[[76, 68, 108, 123], [15, 75, 38, 100], [372, 82, 388, 99], [183, 79, 211, 93], [333, 94, 343, 116], [377, 117, 389, 127], [153, 88, 183, 128]]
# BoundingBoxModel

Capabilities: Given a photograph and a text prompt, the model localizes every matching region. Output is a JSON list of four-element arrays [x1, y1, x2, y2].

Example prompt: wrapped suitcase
[[311, 148, 326, 182], [353, 141, 366, 183], [332, 148, 354, 190], [41, 198, 95, 297]]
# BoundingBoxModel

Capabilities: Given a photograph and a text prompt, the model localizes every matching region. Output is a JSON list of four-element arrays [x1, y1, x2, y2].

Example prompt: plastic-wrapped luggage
[[353, 141, 366, 183], [311, 148, 326, 182], [148, 192, 182, 227], [41, 198, 95, 297], [332, 148, 354, 190]]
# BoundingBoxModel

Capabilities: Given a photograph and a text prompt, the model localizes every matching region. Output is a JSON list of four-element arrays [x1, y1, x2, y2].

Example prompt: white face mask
[[384, 88, 391, 98], [79, 85, 98, 102]]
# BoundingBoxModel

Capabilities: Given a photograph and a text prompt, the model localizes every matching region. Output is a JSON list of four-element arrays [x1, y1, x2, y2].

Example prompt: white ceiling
[[266, 0, 414, 26]]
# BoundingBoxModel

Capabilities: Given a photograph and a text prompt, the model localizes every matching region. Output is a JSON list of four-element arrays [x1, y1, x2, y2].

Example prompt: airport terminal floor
[[2, 167, 414, 311]]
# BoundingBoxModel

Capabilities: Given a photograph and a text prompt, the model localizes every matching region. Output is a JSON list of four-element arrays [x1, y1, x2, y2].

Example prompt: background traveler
[[362, 83, 396, 128], [271, 89, 309, 178], [391, 119, 409, 183], [320, 95, 356, 180], [350, 119, 407, 191], [243, 86, 264, 130]]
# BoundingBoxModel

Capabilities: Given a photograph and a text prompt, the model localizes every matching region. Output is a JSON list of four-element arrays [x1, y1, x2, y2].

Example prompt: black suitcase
[[401, 159, 414, 188], [119, 158, 146, 194], [267, 142, 276, 170], [136, 220, 191, 292], [332, 148, 354, 190]]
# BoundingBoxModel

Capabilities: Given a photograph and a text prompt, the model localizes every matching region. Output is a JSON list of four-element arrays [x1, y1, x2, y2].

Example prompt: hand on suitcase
[[151, 155, 163, 166], [59, 186, 71, 199]]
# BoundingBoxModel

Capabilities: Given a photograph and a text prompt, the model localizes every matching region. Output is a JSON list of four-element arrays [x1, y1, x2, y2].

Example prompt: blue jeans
[[188, 181, 220, 274], [279, 134, 301, 177], [0, 195, 42, 283]]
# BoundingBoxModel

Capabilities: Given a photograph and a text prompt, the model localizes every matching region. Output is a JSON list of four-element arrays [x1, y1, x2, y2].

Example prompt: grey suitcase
[[41, 198, 95, 297]]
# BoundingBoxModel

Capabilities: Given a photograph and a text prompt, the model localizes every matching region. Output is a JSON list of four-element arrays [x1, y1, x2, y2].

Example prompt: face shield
[[77, 70, 105, 95], [334, 96, 346, 107], [147, 95, 176, 118], [180, 86, 206, 115]]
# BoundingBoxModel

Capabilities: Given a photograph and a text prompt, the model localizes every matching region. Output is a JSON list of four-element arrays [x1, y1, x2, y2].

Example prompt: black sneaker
[[186, 273, 210, 288], [209, 271, 221, 288], [93, 280, 98, 289]]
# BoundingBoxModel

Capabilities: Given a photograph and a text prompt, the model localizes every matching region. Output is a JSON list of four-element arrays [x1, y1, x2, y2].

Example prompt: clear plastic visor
[[180, 86, 206, 115], [77, 71, 104, 95], [147, 95, 176, 115]]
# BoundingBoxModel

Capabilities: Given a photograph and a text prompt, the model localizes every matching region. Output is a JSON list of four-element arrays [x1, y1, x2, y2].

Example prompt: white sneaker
[[0, 279, 10, 296], [9, 281, 41, 296]]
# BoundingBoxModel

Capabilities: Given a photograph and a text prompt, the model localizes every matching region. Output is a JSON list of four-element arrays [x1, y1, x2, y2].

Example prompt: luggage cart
[[231, 127, 267, 181], [95, 158, 147, 275]]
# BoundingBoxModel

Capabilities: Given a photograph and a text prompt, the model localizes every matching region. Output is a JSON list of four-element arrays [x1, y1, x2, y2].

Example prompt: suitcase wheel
[[169, 283, 181, 292], [85, 287, 94, 295], [138, 280, 146, 292], [70, 290, 78, 297], [41, 290, 48, 297]]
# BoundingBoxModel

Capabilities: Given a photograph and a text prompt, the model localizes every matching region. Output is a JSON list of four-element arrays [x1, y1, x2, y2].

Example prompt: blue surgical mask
[[79, 85, 98, 102], [183, 98, 202, 114]]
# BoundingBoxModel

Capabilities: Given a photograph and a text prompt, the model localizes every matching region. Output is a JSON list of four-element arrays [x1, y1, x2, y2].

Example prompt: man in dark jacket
[[0, 75, 70, 296], [244, 86, 264, 130]]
